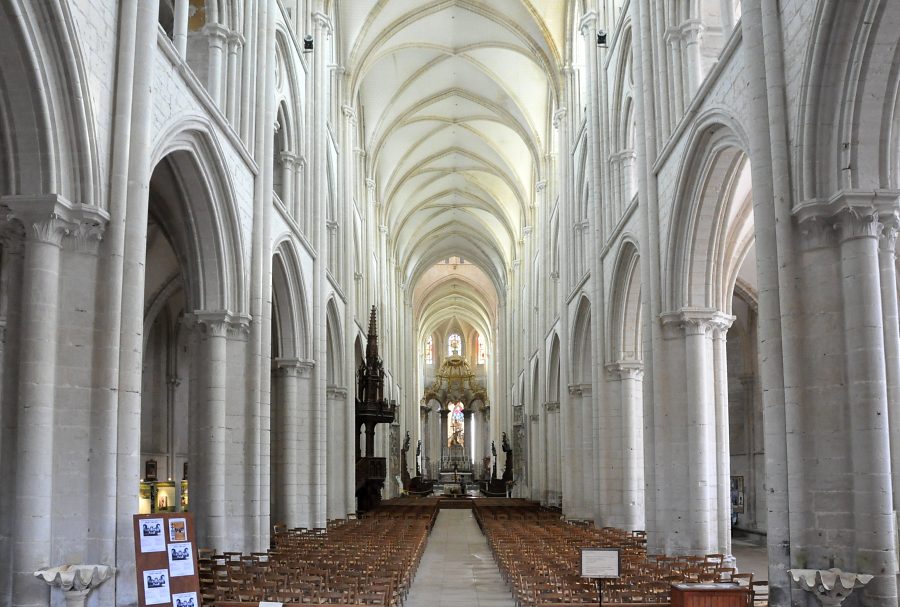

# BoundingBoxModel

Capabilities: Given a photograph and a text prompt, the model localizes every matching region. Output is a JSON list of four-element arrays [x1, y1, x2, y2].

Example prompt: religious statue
[[401, 431, 411, 488], [416, 440, 422, 477], [502, 432, 513, 482], [491, 440, 498, 480]]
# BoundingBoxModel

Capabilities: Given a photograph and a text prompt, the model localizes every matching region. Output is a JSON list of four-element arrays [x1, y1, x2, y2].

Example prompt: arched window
[[477, 333, 486, 365], [425, 336, 433, 365], [448, 333, 462, 356]]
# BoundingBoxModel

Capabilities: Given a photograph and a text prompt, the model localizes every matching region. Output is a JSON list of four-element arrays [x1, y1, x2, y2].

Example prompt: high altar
[[420, 356, 490, 491]]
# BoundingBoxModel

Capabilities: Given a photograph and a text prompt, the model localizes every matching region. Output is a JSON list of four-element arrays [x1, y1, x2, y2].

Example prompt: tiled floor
[[405, 509, 517, 607]]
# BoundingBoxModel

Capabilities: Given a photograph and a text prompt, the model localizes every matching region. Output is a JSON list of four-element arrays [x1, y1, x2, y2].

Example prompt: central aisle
[[405, 509, 517, 607]]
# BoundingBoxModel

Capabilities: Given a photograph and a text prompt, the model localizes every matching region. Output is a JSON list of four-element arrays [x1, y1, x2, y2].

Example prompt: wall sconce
[[597, 30, 608, 47], [303, 35, 314, 52]]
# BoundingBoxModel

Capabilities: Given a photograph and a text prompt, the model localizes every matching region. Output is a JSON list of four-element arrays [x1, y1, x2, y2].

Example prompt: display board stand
[[580, 547, 621, 606], [133, 512, 201, 607]]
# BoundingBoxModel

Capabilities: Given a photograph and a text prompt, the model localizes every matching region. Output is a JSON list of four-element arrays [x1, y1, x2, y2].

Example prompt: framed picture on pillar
[[730, 475, 744, 514]]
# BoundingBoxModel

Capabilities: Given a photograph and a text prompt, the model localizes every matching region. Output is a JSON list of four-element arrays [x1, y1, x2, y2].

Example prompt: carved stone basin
[[788, 568, 873, 607], [34, 564, 115, 607]]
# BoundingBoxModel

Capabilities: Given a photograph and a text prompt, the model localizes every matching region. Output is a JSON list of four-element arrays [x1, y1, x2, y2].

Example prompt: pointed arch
[[608, 238, 643, 363], [570, 295, 592, 385], [271, 239, 311, 360], [151, 117, 247, 314], [325, 298, 344, 386]]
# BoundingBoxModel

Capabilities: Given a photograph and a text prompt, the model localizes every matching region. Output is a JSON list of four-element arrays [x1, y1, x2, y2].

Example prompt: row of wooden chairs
[[200, 504, 438, 605], [472, 502, 766, 607]]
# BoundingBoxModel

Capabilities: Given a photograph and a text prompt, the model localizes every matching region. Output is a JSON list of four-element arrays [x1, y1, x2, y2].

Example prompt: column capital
[[880, 212, 899, 254], [529, 413, 540, 422], [567, 384, 582, 396], [274, 357, 315, 377], [312, 11, 334, 34], [227, 32, 246, 48], [326, 386, 348, 400], [578, 10, 598, 36], [552, 108, 567, 129], [680, 19, 705, 42], [797, 215, 836, 251], [280, 151, 299, 167], [365, 178, 376, 192], [3, 195, 108, 249], [193, 311, 250, 338], [543, 401, 560, 412], [834, 207, 882, 242], [605, 361, 644, 381], [203, 22, 230, 41], [536, 180, 547, 193], [660, 308, 734, 337], [341, 104, 357, 125], [664, 26, 683, 45]]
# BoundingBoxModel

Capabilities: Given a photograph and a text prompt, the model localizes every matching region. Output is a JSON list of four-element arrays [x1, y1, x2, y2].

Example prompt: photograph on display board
[[168, 542, 195, 577], [139, 518, 165, 552], [169, 517, 187, 542], [142, 568, 171, 605], [172, 591, 198, 607]]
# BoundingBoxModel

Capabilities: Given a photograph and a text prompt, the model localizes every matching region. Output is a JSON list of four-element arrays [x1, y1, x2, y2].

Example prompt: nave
[[199, 499, 769, 606]]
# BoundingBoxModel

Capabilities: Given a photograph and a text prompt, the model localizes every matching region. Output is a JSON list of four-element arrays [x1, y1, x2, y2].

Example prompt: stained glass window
[[477, 334, 486, 365], [425, 336, 433, 365], [448, 333, 461, 356]]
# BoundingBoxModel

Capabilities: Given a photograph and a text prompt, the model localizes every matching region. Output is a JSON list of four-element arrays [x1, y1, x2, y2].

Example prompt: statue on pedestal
[[502, 432, 513, 482]]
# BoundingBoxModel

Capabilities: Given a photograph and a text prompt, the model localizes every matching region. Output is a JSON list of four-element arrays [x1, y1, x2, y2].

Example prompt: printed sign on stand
[[133, 512, 201, 607]]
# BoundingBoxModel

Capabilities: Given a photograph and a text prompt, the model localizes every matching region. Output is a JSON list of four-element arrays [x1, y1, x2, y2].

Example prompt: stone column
[[173, 0, 189, 58], [192, 313, 230, 551], [205, 23, 229, 108], [835, 208, 898, 605], [609, 363, 645, 531], [878, 215, 900, 518], [278, 152, 296, 207], [225, 32, 244, 124], [680, 20, 704, 99], [711, 318, 734, 564], [579, 383, 594, 521], [6, 197, 76, 607], [463, 409, 473, 462], [664, 27, 685, 118], [660, 309, 731, 555], [273, 359, 303, 528], [439, 408, 449, 463], [294, 157, 306, 227], [326, 387, 347, 520], [739, 375, 758, 530], [566, 385, 584, 519], [544, 402, 561, 505], [529, 413, 541, 502]]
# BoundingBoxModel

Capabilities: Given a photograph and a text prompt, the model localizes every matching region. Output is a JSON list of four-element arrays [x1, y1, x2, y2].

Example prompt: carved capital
[[341, 104, 357, 125], [578, 10, 598, 36], [529, 413, 540, 422], [326, 386, 347, 400], [680, 19, 704, 43], [798, 216, 836, 251], [326, 220, 339, 233], [880, 212, 899, 254], [660, 308, 733, 338], [606, 362, 644, 381], [312, 11, 334, 34], [567, 384, 582, 397], [543, 401, 560, 412], [834, 207, 882, 242], [365, 178, 376, 192], [3, 195, 108, 250], [536, 180, 547, 193], [274, 358, 314, 377], [552, 108, 567, 129], [193, 311, 250, 339]]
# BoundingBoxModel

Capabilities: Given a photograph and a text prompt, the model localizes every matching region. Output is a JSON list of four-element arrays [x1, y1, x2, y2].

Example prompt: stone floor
[[404, 508, 770, 607], [733, 535, 769, 580], [405, 509, 517, 607]]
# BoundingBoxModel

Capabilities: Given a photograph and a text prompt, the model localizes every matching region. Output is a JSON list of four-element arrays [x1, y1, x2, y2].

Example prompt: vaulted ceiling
[[341, 0, 565, 341]]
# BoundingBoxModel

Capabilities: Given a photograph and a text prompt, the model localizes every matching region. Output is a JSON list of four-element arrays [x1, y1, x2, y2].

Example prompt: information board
[[133, 512, 201, 607], [580, 547, 621, 579]]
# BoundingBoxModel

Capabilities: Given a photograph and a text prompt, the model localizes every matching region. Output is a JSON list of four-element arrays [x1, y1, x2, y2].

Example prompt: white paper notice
[[168, 542, 195, 577], [139, 518, 166, 553], [172, 591, 199, 607], [142, 569, 171, 605], [581, 548, 620, 578]]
